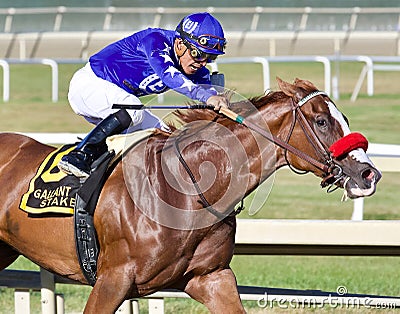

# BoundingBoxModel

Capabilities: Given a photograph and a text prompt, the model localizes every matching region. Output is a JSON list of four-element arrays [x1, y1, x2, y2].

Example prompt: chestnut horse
[[0, 78, 380, 313]]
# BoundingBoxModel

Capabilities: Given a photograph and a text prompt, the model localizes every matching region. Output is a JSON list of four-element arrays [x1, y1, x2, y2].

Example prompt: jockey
[[58, 12, 228, 179]]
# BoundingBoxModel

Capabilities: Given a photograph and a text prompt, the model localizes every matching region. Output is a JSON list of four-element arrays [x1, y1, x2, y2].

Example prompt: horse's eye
[[316, 118, 327, 129]]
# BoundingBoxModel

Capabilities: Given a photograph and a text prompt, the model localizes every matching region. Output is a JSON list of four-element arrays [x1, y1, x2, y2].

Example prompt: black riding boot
[[58, 109, 132, 178]]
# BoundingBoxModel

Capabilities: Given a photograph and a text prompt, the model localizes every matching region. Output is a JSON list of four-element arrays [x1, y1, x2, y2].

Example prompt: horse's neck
[[230, 102, 291, 195], [127, 104, 292, 215]]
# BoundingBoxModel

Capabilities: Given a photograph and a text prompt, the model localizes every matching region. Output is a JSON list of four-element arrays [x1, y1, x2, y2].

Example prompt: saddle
[[19, 129, 155, 286]]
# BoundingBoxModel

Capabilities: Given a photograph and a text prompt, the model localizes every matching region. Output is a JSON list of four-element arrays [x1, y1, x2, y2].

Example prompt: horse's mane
[[169, 89, 287, 131], [156, 78, 319, 136], [149, 77, 321, 149]]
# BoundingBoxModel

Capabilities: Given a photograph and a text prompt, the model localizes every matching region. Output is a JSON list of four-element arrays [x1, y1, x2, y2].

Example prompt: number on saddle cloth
[[19, 144, 81, 215]]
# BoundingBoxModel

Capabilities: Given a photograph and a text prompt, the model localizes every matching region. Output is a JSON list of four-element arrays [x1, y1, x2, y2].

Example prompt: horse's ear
[[276, 77, 302, 100], [294, 78, 318, 91]]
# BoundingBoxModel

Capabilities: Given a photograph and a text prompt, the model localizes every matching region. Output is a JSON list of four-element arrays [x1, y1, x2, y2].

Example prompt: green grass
[[0, 63, 399, 313], [2, 62, 399, 141], [238, 169, 400, 220], [3, 254, 400, 313]]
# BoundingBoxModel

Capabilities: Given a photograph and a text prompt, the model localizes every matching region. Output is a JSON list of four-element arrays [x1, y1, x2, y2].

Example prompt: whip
[[112, 104, 214, 110]]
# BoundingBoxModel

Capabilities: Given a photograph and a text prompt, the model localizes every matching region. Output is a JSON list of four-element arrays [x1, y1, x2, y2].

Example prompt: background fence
[[0, 6, 399, 59], [1, 55, 400, 103]]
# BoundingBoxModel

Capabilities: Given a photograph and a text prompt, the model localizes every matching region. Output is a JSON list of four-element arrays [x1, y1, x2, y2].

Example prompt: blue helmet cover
[[176, 12, 226, 55]]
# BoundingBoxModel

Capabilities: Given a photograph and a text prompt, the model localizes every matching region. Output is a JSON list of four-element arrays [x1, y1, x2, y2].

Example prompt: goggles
[[195, 34, 226, 52], [178, 27, 226, 54], [183, 41, 218, 62]]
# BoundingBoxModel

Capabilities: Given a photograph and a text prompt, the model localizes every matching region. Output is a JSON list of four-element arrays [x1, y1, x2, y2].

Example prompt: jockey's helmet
[[175, 12, 226, 58]]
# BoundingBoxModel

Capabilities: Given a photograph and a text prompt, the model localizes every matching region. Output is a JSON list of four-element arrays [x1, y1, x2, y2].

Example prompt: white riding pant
[[68, 63, 167, 131]]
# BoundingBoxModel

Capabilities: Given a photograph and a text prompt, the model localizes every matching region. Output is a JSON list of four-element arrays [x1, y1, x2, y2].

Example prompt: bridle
[[283, 91, 346, 191], [219, 91, 346, 191], [284, 91, 331, 174], [173, 90, 350, 218]]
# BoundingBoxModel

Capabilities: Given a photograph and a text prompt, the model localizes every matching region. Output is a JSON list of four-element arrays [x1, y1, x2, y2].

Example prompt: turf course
[[0, 62, 399, 313]]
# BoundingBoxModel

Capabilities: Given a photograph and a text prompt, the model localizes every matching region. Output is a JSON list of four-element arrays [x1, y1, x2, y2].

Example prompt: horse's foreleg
[[185, 268, 246, 314], [83, 270, 134, 314], [0, 241, 19, 270]]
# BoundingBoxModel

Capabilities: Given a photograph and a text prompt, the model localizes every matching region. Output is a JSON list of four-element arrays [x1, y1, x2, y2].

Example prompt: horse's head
[[262, 77, 381, 199]]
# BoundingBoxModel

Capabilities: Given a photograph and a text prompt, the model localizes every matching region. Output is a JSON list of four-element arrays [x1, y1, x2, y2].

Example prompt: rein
[[172, 91, 335, 219], [170, 90, 357, 219], [173, 133, 225, 219], [219, 91, 332, 174], [219, 91, 367, 193], [173, 130, 244, 219]]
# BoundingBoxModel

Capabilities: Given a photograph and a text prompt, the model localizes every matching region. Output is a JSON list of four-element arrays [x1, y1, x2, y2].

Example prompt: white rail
[[236, 219, 400, 248], [0, 58, 60, 102], [211, 55, 331, 96], [350, 57, 400, 101], [1, 55, 398, 103]]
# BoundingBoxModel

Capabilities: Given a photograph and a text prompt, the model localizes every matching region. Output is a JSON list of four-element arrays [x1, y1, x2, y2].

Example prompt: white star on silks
[[160, 53, 173, 64], [164, 66, 180, 78], [180, 77, 195, 92], [162, 42, 171, 54]]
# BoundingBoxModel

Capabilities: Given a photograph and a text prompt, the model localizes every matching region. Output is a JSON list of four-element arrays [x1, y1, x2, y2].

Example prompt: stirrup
[[58, 160, 90, 179]]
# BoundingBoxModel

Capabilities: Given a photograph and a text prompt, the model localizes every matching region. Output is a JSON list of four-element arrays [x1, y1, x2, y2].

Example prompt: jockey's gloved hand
[[206, 95, 229, 111]]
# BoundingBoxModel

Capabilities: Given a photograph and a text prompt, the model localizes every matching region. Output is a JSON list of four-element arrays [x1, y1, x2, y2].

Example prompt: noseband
[[219, 91, 367, 192]]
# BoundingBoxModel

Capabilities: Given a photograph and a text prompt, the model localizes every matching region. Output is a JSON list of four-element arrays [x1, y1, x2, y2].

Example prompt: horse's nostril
[[362, 169, 374, 181]]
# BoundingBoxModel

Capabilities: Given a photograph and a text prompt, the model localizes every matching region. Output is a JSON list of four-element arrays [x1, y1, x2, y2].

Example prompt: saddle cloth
[[19, 144, 80, 215], [19, 129, 156, 215]]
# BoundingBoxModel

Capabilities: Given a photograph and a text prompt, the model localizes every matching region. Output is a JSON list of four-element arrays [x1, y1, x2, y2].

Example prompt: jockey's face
[[175, 38, 208, 75]]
